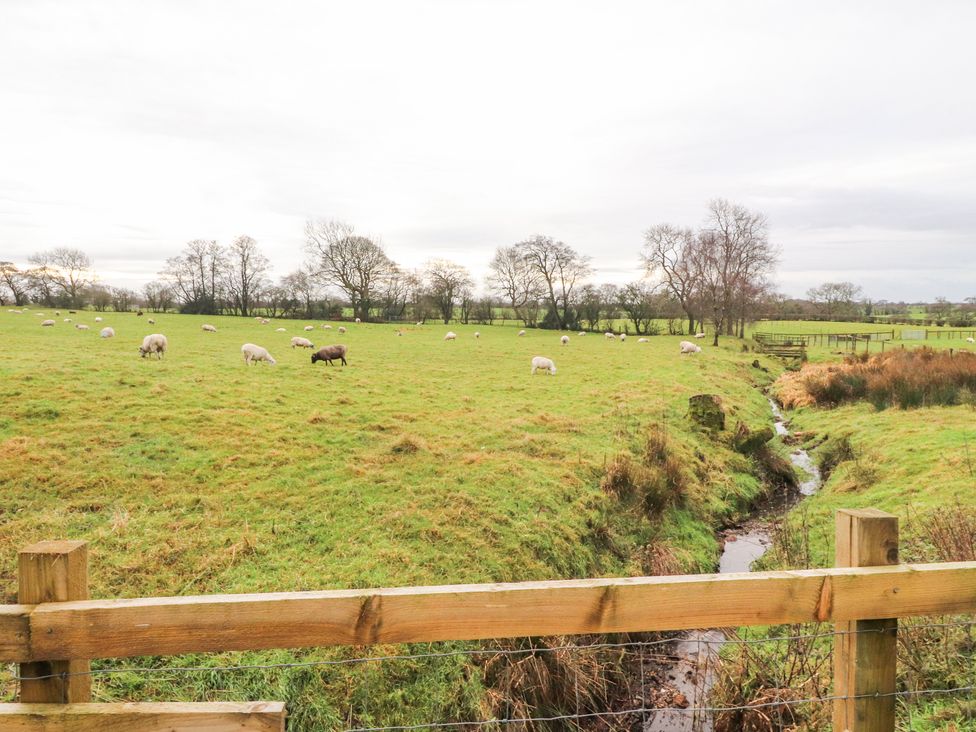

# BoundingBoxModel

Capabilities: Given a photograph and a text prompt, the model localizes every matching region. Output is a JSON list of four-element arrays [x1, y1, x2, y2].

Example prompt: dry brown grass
[[773, 348, 976, 410]]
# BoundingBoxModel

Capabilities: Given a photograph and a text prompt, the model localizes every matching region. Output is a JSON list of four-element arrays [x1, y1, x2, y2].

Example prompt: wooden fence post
[[18, 540, 91, 703], [833, 509, 898, 732]]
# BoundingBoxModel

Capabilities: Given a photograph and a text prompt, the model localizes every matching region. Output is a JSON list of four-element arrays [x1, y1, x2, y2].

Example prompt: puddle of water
[[643, 397, 821, 732]]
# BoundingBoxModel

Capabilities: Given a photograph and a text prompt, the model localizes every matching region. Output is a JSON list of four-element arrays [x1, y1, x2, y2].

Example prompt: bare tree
[[226, 235, 270, 317], [280, 268, 321, 318], [642, 224, 701, 335], [424, 259, 474, 324], [142, 281, 174, 313], [161, 240, 228, 314], [88, 285, 113, 312], [377, 267, 410, 320], [0, 261, 30, 306], [806, 281, 864, 320], [518, 235, 592, 330], [111, 287, 138, 313], [486, 245, 543, 326], [305, 219, 396, 321], [27, 248, 95, 308], [617, 281, 659, 335]]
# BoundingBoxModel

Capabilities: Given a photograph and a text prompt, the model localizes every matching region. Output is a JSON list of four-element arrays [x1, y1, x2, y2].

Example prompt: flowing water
[[643, 398, 822, 732]]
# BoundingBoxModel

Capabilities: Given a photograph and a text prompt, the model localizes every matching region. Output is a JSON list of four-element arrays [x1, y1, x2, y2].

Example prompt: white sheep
[[444, 331, 457, 341], [322, 324, 332, 330], [100, 327, 115, 338], [304, 325, 314, 331], [40, 319, 55, 327], [637, 337, 649, 343], [63, 318, 72, 323], [291, 336, 315, 348], [560, 335, 570, 345], [474, 332, 480, 338], [967, 337, 975, 344], [531, 356, 557, 375], [680, 340, 702, 354], [577, 331, 586, 336], [148, 318, 155, 325], [254, 316, 263, 321], [275, 327, 287, 332], [75, 324, 90, 330], [518, 330, 526, 337], [94, 316, 103, 323], [241, 342, 276, 365], [619, 333, 627, 342], [139, 333, 168, 359], [604, 332, 616, 340], [694, 332, 706, 339], [416, 321, 423, 326], [355, 317, 362, 323], [202, 324, 217, 332], [338, 326, 347, 334], [261, 318, 270, 324]]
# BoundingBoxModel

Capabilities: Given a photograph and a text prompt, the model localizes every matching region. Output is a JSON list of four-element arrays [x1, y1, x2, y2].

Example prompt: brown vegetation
[[773, 348, 976, 410]]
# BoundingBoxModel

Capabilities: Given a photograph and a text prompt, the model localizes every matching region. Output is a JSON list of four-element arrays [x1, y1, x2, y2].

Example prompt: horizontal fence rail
[[2, 561, 976, 664]]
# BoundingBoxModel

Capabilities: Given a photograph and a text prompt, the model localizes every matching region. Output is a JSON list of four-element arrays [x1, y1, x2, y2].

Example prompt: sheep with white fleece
[[531, 356, 557, 375]]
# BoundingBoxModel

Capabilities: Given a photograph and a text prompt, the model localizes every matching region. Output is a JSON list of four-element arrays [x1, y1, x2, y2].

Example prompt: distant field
[[0, 309, 780, 725]]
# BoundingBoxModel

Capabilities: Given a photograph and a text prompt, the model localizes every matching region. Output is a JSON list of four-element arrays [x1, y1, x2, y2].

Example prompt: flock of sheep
[[12, 307, 714, 375]]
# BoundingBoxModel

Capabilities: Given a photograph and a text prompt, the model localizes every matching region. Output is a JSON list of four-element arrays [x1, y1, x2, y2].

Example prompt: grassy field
[[0, 309, 785, 726]]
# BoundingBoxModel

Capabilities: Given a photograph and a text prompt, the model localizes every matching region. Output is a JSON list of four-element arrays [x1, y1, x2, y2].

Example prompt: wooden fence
[[2, 509, 975, 730]]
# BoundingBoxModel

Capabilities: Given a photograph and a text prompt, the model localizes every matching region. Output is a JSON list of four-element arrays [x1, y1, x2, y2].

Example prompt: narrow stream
[[643, 398, 822, 732]]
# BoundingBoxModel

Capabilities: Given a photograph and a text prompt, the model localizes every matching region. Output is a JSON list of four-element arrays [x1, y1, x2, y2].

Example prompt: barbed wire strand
[[9, 626, 909, 683], [342, 686, 976, 732]]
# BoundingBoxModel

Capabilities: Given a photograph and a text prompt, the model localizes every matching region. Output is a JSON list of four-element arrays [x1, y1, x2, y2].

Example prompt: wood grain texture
[[18, 541, 91, 703], [833, 509, 898, 732], [0, 605, 31, 662], [0, 702, 286, 731], [8, 561, 974, 662]]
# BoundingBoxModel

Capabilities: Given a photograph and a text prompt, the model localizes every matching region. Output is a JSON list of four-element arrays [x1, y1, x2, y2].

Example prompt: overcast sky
[[2, 1, 974, 301]]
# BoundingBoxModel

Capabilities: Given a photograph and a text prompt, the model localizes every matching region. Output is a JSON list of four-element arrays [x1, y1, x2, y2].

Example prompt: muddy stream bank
[[642, 398, 821, 732]]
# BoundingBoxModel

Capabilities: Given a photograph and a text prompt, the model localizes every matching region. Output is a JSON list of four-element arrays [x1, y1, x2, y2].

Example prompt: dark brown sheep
[[311, 344, 348, 366]]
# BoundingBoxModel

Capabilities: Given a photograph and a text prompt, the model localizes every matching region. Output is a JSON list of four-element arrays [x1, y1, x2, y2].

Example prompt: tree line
[[4, 198, 973, 337]]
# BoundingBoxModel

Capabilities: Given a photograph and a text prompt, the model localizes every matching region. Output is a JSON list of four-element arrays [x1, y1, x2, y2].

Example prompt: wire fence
[[6, 618, 975, 730]]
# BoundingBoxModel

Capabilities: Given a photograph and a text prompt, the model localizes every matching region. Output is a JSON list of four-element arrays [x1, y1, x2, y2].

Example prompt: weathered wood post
[[18, 540, 91, 703], [833, 509, 898, 732]]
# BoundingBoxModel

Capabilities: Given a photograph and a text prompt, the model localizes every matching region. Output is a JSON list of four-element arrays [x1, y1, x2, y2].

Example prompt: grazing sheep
[[474, 331, 480, 338], [95, 317, 103, 323], [55, 311, 60, 316], [148, 318, 155, 325], [619, 333, 627, 342], [518, 330, 526, 337], [444, 331, 457, 341], [139, 333, 168, 359], [968, 337, 975, 344], [40, 319, 55, 327], [560, 335, 570, 345], [637, 337, 649, 343], [694, 332, 706, 339], [100, 327, 115, 338], [604, 332, 617, 340], [261, 318, 270, 324], [69, 310, 77, 314], [304, 325, 314, 331], [531, 356, 557, 375], [577, 332, 586, 336], [241, 343, 276, 365], [135, 311, 142, 316], [291, 336, 315, 349], [75, 324, 89, 330], [275, 327, 287, 332], [322, 324, 332, 329], [311, 344, 348, 366], [338, 326, 347, 334], [680, 340, 702, 354], [416, 321, 423, 326], [63, 318, 72, 323], [355, 317, 362, 323], [254, 316, 263, 321], [202, 324, 217, 332]]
